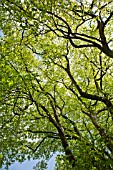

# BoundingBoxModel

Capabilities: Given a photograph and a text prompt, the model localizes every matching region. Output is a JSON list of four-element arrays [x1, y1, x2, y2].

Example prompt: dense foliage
[[0, 0, 113, 169]]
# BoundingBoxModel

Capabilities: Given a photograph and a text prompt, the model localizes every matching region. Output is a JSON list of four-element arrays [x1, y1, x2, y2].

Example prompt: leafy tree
[[0, 0, 113, 169]]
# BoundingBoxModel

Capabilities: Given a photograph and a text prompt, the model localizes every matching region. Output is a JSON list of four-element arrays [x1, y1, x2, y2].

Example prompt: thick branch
[[66, 68, 113, 109]]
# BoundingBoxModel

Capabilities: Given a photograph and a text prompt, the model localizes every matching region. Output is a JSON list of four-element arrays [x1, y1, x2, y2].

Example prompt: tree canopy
[[0, 0, 113, 169]]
